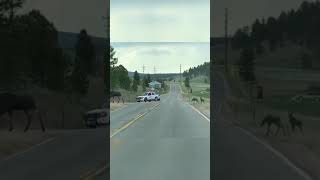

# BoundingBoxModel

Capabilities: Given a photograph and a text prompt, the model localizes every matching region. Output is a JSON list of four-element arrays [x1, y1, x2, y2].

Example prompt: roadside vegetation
[[180, 62, 210, 117], [214, 1, 320, 178], [0, 0, 109, 159], [0, 0, 108, 130], [110, 46, 170, 107]]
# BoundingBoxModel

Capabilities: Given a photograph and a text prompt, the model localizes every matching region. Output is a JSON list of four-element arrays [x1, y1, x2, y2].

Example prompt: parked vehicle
[[136, 92, 160, 102], [84, 108, 109, 128]]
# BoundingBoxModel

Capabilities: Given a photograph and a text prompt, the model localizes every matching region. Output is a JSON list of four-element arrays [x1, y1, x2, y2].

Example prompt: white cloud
[[111, 2, 209, 42]]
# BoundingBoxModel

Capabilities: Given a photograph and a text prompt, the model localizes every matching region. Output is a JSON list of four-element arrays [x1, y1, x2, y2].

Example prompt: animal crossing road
[[0, 128, 108, 179], [110, 83, 210, 180], [212, 71, 310, 180]]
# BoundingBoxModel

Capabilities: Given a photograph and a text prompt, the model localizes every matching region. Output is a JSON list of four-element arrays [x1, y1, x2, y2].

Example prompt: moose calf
[[261, 114, 285, 136]]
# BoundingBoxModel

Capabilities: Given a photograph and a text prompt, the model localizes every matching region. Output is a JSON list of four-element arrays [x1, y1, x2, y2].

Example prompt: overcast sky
[[111, 0, 210, 42], [112, 42, 210, 73], [213, 0, 312, 37], [21, 0, 108, 38]]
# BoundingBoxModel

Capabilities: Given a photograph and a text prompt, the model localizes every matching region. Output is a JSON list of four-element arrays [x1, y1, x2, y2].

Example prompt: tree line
[[182, 62, 210, 81], [232, 1, 320, 54], [110, 46, 169, 93], [0, 0, 97, 95], [110, 46, 152, 92], [231, 1, 320, 83]]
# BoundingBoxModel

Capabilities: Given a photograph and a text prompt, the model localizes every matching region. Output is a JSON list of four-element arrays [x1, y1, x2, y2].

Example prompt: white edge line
[[216, 72, 312, 180], [188, 103, 210, 122], [83, 164, 109, 180], [4, 137, 55, 161], [236, 126, 313, 180]]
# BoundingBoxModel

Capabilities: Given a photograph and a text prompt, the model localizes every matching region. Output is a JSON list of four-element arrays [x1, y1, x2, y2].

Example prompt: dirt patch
[[110, 102, 128, 112]]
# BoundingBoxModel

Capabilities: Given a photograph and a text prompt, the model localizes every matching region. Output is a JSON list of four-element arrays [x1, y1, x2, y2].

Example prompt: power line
[[225, 8, 229, 73]]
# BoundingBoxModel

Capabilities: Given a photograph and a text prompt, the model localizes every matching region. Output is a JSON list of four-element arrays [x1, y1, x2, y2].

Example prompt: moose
[[200, 97, 205, 104], [110, 91, 122, 103], [261, 114, 285, 136], [0, 93, 45, 132], [288, 112, 303, 134], [191, 97, 199, 104]]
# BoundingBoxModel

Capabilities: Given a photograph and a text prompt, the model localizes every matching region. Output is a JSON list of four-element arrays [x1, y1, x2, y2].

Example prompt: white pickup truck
[[136, 92, 160, 102]]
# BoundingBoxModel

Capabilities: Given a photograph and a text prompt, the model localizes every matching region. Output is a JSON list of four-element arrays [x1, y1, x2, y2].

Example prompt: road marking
[[110, 103, 161, 138], [80, 164, 109, 180], [216, 71, 312, 179], [4, 137, 55, 161], [234, 126, 313, 180], [188, 104, 210, 122]]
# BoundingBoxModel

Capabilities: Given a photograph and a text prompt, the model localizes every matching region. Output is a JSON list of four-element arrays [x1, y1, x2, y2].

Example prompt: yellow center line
[[110, 103, 161, 138]]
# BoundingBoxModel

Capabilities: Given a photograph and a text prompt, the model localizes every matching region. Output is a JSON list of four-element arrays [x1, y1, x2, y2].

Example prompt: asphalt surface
[[0, 73, 310, 180], [212, 71, 309, 180], [0, 128, 108, 179], [110, 83, 210, 180]]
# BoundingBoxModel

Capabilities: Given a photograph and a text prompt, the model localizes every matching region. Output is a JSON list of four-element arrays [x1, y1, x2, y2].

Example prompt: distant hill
[[58, 32, 107, 77], [128, 72, 179, 79], [211, 37, 230, 47], [58, 31, 107, 54]]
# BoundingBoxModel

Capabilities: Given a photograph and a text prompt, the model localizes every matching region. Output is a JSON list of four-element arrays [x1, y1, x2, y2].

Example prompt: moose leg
[[24, 110, 33, 132], [275, 126, 280, 136], [37, 110, 45, 132], [8, 111, 13, 131], [292, 125, 296, 132], [266, 125, 271, 136], [299, 125, 303, 135], [282, 126, 286, 136]]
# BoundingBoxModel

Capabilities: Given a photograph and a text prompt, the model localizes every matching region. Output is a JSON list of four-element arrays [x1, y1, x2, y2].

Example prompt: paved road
[[212, 71, 309, 180], [110, 83, 210, 180], [0, 128, 108, 179]]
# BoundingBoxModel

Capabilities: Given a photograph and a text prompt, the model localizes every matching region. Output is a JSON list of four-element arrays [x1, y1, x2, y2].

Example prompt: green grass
[[181, 76, 210, 100], [263, 94, 320, 116]]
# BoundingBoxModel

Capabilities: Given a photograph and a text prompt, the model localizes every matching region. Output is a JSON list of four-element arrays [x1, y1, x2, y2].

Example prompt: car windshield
[[144, 93, 148, 96]]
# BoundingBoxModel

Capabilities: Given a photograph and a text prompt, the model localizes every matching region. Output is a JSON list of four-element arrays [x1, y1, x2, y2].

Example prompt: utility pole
[[153, 66, 156, 80], [225, 8, 229, 74], [180, 64, 182, 83], [142, 65, 145, 74]]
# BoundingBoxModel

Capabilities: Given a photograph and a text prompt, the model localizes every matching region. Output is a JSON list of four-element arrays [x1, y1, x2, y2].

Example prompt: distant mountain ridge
[[127, 71, 179, 78], [58, 31, 107, 52]]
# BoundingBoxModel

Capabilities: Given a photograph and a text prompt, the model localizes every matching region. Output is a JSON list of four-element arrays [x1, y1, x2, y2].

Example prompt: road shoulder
[[0, 130, 55, 161]]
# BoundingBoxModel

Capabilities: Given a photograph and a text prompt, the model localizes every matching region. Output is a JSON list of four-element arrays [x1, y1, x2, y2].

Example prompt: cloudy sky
[[21, 0, 107, 38], [112, 42, 210, 73], [111, 0, 210, 42], [213, 0, 312, 37]]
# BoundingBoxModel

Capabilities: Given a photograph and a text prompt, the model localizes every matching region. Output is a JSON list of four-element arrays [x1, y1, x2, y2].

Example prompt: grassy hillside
[[0, 76, 107, 130]]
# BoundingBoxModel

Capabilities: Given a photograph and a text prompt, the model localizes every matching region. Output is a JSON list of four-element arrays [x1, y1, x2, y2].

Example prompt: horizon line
[[111, 41, 210, 43]]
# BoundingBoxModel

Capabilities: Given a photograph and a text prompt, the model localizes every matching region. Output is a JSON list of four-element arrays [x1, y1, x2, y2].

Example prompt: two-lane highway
[[110, 83, 210, 180], [0, 128, 108, 180]]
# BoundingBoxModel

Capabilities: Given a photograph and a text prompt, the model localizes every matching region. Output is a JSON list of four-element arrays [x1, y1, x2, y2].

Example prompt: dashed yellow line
[[110, 103, 161, 138]]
